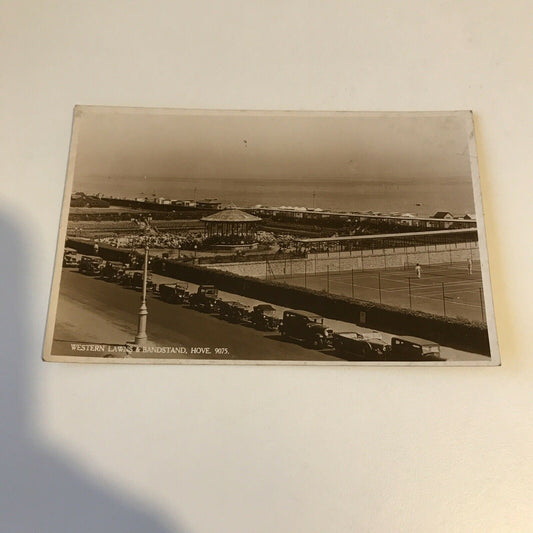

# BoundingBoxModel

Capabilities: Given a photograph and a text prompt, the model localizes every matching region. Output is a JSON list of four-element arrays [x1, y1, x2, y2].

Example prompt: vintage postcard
[[43, 107, 500, 365]]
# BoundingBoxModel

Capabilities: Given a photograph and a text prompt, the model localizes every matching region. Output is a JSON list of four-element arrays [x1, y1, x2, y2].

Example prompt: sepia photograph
[[43, 107, 499, 365]]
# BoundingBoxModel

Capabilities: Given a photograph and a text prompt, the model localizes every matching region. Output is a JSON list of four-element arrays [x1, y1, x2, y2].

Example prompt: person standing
[[467, 257, 473, 275], [415, 263, 422, 279]]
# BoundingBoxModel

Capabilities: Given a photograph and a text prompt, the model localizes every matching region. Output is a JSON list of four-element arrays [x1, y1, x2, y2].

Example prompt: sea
[[75, 176, 476, 217]]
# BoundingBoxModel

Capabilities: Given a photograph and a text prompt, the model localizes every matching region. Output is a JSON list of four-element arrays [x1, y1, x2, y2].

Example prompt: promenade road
[[51, 269, 341, 361]]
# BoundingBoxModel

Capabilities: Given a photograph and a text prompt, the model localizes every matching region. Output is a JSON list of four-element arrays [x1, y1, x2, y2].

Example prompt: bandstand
[[201, 209, 262, 243]]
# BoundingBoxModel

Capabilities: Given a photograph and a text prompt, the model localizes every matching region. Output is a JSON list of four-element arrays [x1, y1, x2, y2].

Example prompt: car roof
[[286, 309, 323, 319], [254, 304, 275, 311], [232, 302, 248, 308], [392, 335, 438, 346]]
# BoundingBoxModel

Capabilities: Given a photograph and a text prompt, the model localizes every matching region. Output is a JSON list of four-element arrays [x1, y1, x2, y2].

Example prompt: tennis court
[[276, 260, 486, 322]]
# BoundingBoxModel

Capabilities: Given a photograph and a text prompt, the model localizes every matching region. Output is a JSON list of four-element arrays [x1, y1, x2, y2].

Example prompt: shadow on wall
[[0, 211, 184, 533]]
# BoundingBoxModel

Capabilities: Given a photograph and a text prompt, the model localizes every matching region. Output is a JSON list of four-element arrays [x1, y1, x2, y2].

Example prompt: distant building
[[284, 207, 304, 219], [400, 213, 416, 226], [431, 211, 454, 229], [432, 211, 453, 219], [135, 197, 146, 202], [70, 192, 109, 208], [197, 198, 222, 209], [182, 200, 196, 207]]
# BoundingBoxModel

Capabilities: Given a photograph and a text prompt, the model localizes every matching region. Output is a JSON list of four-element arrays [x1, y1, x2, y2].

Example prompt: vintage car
[[251, 304, 281, 331], [389, 336, 445, 361], [78, 255, 103, 275], [100, 261, 126, 282], [218, 300, 241, 321], [120, 270, 136, 288], [226, 302, 253, 324], [189, 285, 219, 312], [63, 247, 79, 267], [332, 331, 389, 360], [121, 270, 154, 290], [279, 310, 334, 348], [159, 282, 190, 304]]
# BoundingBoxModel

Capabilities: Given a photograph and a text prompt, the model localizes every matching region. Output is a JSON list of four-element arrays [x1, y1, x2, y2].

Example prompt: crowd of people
[[99, 232, 203, 250], [97, 230, 297, 253]]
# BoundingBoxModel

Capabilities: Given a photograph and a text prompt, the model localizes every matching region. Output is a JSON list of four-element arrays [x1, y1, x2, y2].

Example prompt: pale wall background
[[1, 2, 532, 532]]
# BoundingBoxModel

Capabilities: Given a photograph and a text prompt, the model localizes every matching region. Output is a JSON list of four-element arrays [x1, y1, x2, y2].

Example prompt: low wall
[[65, 238, 133, 262], [205, 242, 480, 278], [208, 243, 257, 251]]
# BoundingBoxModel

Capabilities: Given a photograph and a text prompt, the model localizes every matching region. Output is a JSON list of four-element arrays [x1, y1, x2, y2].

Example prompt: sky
[[73, 109, 475, 185]]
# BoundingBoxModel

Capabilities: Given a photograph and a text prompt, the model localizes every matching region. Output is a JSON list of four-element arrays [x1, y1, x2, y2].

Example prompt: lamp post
[[133, 215, 152, 347]]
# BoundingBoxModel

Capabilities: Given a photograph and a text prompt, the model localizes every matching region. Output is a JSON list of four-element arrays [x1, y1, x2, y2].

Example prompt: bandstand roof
[[201, 209, 261, 223]]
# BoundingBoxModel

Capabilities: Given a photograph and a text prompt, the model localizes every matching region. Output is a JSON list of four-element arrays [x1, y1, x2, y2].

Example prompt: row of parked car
[[73, 254, 155, 291], [160, 283, 282, 331], [66, 250, 445, 362], [163, 282, 445, 361]]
